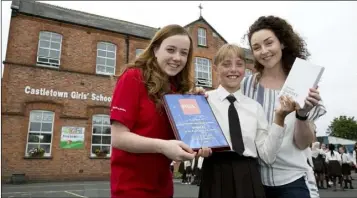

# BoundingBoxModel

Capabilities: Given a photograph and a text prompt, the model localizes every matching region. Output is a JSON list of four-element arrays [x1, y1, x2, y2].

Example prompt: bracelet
[[296, 111, 308, 121]]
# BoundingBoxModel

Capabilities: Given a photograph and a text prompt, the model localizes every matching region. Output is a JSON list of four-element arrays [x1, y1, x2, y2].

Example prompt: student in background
[[339, 146, 354, 189], [325, 144, 342, 191], [311, 142, 327, 189]]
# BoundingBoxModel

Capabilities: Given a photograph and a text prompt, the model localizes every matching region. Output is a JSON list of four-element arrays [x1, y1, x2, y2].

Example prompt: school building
[[1, 0, 255, 182]]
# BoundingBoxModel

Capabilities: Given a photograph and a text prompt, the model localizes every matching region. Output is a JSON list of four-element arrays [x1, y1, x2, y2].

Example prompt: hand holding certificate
[[163, 94, 230, 151]]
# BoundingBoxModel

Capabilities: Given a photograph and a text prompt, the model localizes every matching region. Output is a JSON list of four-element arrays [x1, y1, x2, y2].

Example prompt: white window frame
[[91, 114, 111, 157], [37, 31, 62, 68], [198, 28, 207, 46], [96, 42, 116, 76], [195, 57, 212, 87], [25, 110, 55, 157], [135, 49, 144, 57]]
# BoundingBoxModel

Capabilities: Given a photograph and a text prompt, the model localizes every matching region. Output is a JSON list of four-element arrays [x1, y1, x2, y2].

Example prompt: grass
[[60, 141, 84, 149]]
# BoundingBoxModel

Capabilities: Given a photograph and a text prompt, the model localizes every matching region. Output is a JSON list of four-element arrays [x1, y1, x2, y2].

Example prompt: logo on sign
[[179, 99, 201, 115]]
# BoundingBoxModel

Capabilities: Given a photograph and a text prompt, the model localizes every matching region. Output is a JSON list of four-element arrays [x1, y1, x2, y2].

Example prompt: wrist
[[154, 139, 167, 154], [296, 110, 308, 121], [297, 109, 308, 117]]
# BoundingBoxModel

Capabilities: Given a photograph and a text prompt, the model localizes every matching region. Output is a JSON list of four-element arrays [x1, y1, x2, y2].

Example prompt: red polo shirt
[[110, 68, 175, 198]]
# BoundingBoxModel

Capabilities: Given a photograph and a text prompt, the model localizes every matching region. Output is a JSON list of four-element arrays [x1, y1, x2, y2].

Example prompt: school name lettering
[[24, 86, 112, 102]]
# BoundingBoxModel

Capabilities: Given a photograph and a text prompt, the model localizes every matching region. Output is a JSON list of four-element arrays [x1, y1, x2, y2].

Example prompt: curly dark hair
[[247, 16, 311, 76]]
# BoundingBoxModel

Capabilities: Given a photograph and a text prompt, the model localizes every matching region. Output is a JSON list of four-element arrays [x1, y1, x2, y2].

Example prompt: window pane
[[38, 57, 49, 62], [106, 67, 114, 75], [40, 32, 51, 40], [42, 112, 53, 122], [49, 59, 59, 64], [107, 44, 115, 52], [40, 134, 52, 143], [107, 51, 115, 59], [102, 136, 111, 144], [41, 123, 52, 132], [27, 144, 39, 153], [51, 42, 61, 50], [101, 146, 111, 154], [106, 59, 115, 66], [39, 40, 50, 48], [93, 126, 102, 134], [96, 57, 106, 65], [92, 135, 101, 144], [97, 66, 106, 73], [103, 117, 110, 125], [49, 50, 60, 59], [203, 73, 209, 79], [28, 133, 40, 143], [92, 145, 101, 154], [93, 116, 102, 125], [39, 144, 51, 153], [38, 48, 49, 57], [30, 122, 41, 131], [51, 34, 62, 42], [97, 43, 106, 50], [30, 112, 42, 122], [198, 72, 203, 78], [102, 126, 111, 134], [97, 50, 106, 57]]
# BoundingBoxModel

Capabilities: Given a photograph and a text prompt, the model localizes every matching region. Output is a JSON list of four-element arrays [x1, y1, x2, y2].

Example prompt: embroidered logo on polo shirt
[[112, 106, 126, 112], [179, 99, 201, 115]]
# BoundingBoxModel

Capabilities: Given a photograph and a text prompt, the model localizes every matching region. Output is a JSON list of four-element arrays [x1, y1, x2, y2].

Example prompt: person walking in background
[[339, 146, 354, 189]]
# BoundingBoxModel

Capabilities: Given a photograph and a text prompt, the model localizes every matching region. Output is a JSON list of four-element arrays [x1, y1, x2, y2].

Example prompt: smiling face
[[214, 45, 246, 93], [154, 35, 190, 77], [250, 29, 284, 70]]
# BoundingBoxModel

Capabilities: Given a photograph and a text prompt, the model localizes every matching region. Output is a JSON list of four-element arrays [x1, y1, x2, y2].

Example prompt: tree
[[327, 115, 357, 140]]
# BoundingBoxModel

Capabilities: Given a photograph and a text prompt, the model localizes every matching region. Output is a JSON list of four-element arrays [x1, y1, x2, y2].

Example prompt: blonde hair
[[214, 44, 246, 66], [119, 24, 194, 108]]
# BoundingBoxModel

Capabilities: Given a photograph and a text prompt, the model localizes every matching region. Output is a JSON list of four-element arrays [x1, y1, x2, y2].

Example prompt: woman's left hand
[[187, 86, 207, 97], [298, 87, 321, 116]]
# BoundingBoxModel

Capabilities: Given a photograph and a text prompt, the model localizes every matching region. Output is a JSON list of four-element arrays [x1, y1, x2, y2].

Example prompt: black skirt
[[312, 157, 325, 173], [341, 163, 351, 175], [198, 151, 265, 198], [328, 160, 342, 177]]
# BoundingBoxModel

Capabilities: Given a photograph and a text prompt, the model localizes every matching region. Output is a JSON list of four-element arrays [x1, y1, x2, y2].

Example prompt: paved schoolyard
[[2, 178, 357, 198]]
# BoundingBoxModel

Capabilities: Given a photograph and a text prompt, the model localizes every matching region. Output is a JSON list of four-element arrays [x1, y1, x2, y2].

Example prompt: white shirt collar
[[216, 85, 243, 103]]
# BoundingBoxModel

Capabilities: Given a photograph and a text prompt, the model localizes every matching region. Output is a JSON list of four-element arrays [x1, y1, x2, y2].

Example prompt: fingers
[[197, 148, 212, 157], [189, 87, 206, 95], [180, 151, 196, 160], [178, 141, 195, 154]]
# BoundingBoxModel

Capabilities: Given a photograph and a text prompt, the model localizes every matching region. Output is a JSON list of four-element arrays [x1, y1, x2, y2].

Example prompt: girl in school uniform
[[325, 144, 342, 191], [311, 142, 327, 189], [339, 146, 354, 189], [197, 44, 298, 198]]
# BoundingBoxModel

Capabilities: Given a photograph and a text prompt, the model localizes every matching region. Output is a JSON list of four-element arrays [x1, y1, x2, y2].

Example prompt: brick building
[[1, 0, 254, 182]]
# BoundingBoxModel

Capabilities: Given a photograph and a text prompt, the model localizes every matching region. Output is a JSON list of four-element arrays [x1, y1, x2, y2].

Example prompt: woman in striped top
[[241, 16, 327, 198]]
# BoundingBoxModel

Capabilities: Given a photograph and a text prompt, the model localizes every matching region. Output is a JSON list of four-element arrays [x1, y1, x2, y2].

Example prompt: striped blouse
[[241, 73, 327, 186]]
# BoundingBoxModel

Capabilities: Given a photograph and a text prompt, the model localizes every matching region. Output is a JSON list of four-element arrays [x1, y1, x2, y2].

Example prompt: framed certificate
[[163, 94, 230, 151]]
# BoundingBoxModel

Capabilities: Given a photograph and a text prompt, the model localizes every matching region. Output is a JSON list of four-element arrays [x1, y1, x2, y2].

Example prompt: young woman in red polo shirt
[[110, 24, 198, 198]]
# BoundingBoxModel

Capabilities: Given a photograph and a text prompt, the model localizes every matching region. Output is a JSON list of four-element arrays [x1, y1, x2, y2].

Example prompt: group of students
[[177, 156, 204, 185], [308, 142, 357, 191], [109, 15, 327, 198]]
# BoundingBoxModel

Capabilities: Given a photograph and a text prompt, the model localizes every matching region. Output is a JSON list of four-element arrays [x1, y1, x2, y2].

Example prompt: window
[[96, 42, 116, 75], [91, 115, 111, 157], [25, 110, 55, 156], [198, 28, 207, 46], [37, 31, 62, 68], [135, 49, 144, 57], [195, 57, 212, 87], [245, 69, 253, 77]]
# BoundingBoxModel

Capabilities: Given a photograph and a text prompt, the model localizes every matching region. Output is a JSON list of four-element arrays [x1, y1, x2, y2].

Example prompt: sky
[[1, 1, 357, 137]]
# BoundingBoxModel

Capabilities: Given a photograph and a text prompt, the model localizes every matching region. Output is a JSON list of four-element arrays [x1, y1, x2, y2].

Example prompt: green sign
[[60, 127, 85, 149]]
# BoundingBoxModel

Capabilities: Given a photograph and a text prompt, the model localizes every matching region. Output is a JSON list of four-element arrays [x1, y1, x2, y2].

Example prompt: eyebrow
[[166, 45, 189, 51], [252, 36, 273, 46]]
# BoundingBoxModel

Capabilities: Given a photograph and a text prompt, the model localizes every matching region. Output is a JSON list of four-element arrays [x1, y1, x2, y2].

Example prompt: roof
[[10, 0, 158, 39], [185, 16, 253, 60]]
